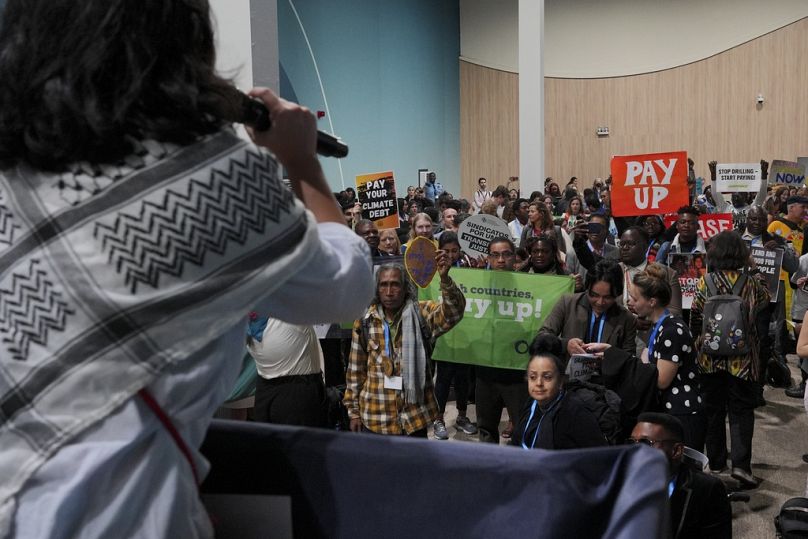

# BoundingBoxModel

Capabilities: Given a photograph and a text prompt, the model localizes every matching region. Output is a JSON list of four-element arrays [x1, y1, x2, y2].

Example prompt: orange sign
[[404, 237, 437, 288], [356, 171, 400, 230], [610, 151, 689, 217], [663, 213, 733, 240]]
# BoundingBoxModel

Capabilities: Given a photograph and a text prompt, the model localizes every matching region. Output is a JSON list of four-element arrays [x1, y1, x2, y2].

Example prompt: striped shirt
[[344, 279, 465, 434]]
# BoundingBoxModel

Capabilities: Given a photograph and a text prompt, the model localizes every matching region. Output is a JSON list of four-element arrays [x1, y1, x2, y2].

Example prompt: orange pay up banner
[[356, 170, 400, 230], [610, 151, 690, 217]]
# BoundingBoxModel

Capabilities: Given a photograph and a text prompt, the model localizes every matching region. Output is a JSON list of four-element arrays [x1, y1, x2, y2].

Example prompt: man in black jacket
[[629, 413, 732, 539]]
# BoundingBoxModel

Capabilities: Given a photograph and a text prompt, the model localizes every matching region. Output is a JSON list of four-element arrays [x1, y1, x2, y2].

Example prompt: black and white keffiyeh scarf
[[0, 130, 317, 533]]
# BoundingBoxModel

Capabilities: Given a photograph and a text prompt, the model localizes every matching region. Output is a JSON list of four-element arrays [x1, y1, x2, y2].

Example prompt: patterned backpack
[[699, 273, 751, 357]]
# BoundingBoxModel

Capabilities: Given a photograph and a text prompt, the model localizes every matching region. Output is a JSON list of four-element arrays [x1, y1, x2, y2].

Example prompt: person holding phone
[[565, 212, 619, 286], [586, 264, 705, 451], [562, 195, 585, 235], [0, 1, 374, 536], [539, 259, 637, 362]]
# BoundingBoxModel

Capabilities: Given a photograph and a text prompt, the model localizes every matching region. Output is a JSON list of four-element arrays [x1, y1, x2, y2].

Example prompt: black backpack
[[565, 379, 623, 445], [775, 497, 808, 538], [699, 273, 752, 357]]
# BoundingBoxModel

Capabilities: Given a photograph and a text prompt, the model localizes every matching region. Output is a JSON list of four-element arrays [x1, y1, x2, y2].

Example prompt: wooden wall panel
[[459, 61, 519, 197], [460, 17, 808, 199]]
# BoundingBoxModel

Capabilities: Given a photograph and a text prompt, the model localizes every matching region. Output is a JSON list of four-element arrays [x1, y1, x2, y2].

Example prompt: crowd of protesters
[[244, 162, 808, 538]]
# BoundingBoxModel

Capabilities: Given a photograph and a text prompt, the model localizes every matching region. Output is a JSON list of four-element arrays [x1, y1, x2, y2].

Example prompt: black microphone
[[239, 94, 349, 159]]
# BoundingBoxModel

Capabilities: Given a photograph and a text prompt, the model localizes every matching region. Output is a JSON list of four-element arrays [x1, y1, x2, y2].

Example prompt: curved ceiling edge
[[459, 0, 808, 79], [545, 17, 808, 79], [458, 55, 518, 75]]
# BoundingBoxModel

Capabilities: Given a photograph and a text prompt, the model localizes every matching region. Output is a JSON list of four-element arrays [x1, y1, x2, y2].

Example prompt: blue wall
[[278, 0, 460, 195]]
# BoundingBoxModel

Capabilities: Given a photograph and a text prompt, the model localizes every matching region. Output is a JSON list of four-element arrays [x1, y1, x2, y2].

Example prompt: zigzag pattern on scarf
[[0, 259, 75, 361], [0, 192, 20, 246], [93, 149, 294, 294]]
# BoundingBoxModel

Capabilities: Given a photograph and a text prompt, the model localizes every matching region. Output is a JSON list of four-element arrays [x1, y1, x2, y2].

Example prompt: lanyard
[[588, 312, 606, 343], [521, 391, 565, 450], [647, 311, 670, 361], [623, 268, 631, 303], [382, 319, 394, 358]]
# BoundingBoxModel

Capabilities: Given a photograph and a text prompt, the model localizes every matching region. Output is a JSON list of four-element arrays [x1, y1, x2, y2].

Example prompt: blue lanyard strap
[[521, 391, 565, 450], [382, 319, 392, 358], [647, 311, 670, 360], [588, 312, 606, 343]]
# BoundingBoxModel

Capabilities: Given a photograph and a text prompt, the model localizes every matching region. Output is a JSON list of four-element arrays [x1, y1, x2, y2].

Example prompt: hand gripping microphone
[[237, 92, 349, 159]]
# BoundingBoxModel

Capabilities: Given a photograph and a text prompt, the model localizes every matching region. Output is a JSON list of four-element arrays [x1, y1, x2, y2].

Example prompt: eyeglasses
[[625, 437, 679, 447], [619, 240, 639, 248], [490, 251, 515, 259]]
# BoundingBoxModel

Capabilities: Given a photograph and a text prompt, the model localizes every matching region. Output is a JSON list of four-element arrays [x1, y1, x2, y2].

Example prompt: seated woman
[[511, 335, 607, 450], [539, 259, 637, 360], [585, 264, 706, 451], [400, 212, 437, 254]]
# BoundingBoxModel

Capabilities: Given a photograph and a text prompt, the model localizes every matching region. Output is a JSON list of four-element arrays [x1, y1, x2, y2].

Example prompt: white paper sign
[[457, 214, 511, 257], [565, 354, 601, 382], [716, 163, 761, 193]]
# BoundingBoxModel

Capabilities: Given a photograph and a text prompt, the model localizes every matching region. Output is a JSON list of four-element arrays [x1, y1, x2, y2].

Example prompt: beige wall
[[460, 18, 808, 199], [460, 0, 808, 77]]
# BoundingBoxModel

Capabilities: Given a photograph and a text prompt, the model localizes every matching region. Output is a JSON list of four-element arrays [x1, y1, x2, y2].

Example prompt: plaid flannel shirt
[[344, 278, 465, 434]]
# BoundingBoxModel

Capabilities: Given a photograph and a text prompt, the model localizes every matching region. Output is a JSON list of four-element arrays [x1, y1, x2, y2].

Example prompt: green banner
[[420, 268, 575, 370]]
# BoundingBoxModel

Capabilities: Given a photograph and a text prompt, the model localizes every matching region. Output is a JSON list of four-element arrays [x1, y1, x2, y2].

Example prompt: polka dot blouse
[[650, 315, 703, 415]]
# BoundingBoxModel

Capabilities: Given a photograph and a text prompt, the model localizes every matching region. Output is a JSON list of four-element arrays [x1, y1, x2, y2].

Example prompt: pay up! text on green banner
[[420, 269, 574, 370]]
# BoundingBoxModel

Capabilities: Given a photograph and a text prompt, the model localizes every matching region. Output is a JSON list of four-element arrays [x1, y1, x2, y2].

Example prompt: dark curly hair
[[0, 0, 235, 170]]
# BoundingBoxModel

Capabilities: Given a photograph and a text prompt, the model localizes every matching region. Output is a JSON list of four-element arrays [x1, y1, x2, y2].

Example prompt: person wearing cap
[[627, 413, 731, 539], [768, 195, 808, 256]]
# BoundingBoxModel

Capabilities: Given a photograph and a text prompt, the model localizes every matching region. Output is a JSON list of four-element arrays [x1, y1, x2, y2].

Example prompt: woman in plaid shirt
[[344, 253, 466, 435]]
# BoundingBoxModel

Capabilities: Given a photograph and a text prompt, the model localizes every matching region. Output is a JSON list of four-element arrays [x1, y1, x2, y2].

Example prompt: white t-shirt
[[249, 319, 324, 379]]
